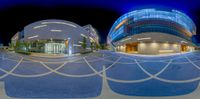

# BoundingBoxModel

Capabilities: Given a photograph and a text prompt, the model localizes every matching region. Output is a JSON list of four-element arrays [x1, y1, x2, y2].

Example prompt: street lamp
[[68, 37, 72, 56]]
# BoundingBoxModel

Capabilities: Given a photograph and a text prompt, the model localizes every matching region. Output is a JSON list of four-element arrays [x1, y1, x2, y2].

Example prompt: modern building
[[107, 9, 198, 54], [11, 19, 99, 55], [11, 32, 19, 47], [83, 24, 100, 45]]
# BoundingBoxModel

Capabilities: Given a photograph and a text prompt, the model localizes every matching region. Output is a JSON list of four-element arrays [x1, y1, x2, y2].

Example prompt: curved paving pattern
[[0, 51, 200, 98]]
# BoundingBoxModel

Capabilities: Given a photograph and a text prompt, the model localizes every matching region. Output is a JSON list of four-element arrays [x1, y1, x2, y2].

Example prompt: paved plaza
[[0, 50, 200, 98]]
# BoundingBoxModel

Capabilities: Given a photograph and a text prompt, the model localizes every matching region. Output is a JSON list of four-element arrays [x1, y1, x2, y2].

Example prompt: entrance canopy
[[114, 32, 195, 47]]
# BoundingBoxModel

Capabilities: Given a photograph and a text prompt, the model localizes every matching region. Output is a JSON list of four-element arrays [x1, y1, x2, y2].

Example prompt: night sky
[[0, 0, 200, 45]]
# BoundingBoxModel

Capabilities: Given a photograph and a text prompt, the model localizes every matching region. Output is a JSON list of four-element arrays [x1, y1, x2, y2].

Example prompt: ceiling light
[[137, 37, 151, 41]]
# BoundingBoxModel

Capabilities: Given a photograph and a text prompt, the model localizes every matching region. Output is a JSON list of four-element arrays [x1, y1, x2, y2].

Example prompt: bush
[[16, 50, 31, 55], [80, 51, 92, 54], [8, 48, 14, 51]]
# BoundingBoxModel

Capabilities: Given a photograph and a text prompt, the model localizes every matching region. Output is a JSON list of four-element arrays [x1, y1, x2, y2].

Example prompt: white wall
[[138, 42, 181, 54], [116, 45, 126, 52]]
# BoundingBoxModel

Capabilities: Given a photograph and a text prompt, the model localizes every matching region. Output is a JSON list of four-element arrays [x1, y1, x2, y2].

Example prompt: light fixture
[[81, 34, 88, 38], [69, 46, 72, 55], [139, 42, 145, 47], [33, 25, 47, 29], [181, 41, 188, 43], [50, 29, 62, 32], [121, 37, 131, 42], [137, 37, 151, 41], [41, 22, 77, 28], [28, 35, 39, 39], [163, 42, 169, 48], [73, 44, 81, 47], [173, 43, 178, 47]]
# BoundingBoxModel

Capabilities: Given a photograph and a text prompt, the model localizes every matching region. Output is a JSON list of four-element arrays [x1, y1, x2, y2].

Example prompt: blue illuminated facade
[[107, 9, 197, 54]]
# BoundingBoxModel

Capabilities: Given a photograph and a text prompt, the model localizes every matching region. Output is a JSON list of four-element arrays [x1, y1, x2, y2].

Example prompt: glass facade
[[45, 43, 65, 54], [110, 26, 125, 41], [127, 24, 190, 40], [28, 40, 67, 54], [108, 9, 196, 46]]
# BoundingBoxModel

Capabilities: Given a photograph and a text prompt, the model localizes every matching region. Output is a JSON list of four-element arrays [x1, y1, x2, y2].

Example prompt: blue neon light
[[110, 26, 124, 40]]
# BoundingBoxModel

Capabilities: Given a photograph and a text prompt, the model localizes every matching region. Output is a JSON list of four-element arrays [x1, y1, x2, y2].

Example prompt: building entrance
[[181, 45, 188, 52], [125, 42, 138, 53], [45, 43, 65, 54]]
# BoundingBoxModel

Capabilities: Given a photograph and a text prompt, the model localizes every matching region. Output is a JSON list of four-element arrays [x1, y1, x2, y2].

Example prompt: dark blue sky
[[1, 0, 200, 13], [0, 0, 200, 45]]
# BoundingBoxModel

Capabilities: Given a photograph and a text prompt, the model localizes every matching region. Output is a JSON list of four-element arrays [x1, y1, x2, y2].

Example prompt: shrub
[[16, 50, 31, 55], [80, 51, 92, 54]]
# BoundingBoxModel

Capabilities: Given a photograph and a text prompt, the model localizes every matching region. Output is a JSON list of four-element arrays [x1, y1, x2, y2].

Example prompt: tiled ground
[[0, 50, 200, 98]]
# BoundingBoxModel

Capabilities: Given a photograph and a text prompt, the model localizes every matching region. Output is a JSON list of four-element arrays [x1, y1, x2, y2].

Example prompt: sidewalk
[[117, 52, 192, 57], [30, 53, 80, 58]]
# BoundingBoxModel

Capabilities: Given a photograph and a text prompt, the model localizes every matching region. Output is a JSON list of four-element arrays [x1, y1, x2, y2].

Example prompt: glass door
[[45, 43, 65, 54]]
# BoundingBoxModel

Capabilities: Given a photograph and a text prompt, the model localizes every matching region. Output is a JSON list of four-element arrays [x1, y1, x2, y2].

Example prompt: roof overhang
[[113, 32, 195, 47]]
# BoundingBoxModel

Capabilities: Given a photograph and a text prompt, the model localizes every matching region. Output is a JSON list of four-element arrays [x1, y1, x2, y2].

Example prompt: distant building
[[107, 9, 198, 54], [0, 43, 3, 48], [11, 19, 99, 55], [11, 32, 19, 47], [83, 24, 100, 45]]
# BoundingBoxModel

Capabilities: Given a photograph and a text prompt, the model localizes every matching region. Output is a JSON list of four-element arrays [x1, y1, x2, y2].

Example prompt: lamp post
[[68, 37, 72, 56]]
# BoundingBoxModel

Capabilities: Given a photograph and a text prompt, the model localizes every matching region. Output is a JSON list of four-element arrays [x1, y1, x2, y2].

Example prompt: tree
[[23, 42, 30, 52], [90, 42, 94, 51], [95, 42, 100, 50], [81, 37, 87, 51], [100, 43, 108, 50], [14, 41, 31, 52], [15, 41, 21, 51]]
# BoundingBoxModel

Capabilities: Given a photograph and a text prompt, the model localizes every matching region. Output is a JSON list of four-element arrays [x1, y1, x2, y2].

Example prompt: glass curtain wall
[[45, 43, 65, 54]]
